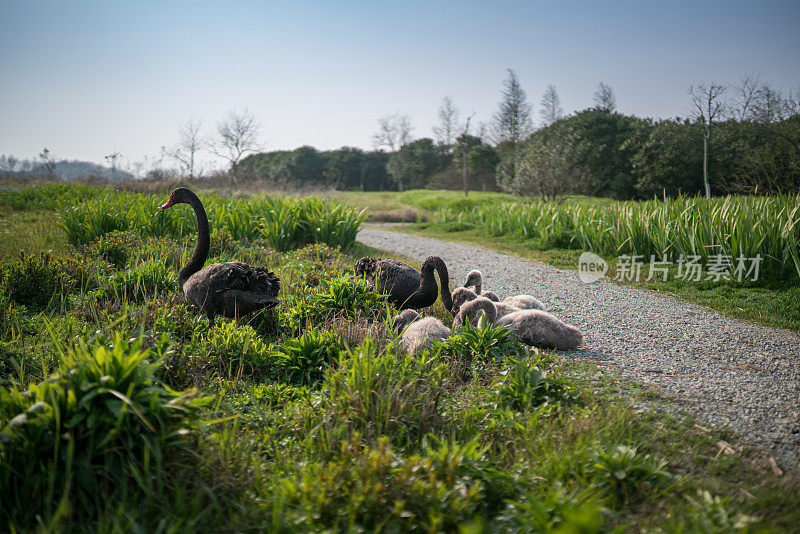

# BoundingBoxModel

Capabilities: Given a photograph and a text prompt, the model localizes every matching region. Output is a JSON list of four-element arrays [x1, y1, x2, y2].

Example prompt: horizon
[[1, 0, 798, 170]]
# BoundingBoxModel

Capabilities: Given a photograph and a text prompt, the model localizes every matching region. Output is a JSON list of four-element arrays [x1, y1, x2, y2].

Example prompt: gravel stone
[[358, 228, 800, 471]]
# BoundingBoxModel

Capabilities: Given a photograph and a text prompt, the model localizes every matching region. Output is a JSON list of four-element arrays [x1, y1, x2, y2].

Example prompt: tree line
[[236, 71, 799, 197]]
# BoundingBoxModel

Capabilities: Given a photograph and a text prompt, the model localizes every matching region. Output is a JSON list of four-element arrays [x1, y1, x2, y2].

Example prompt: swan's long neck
[[405, 256, 452, 310], [430, 257, 453, 311], [467, 299, 497, 326], [178, 192, 210, 288]]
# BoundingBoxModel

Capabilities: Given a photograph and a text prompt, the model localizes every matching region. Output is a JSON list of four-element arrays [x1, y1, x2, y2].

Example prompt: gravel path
[[358, 228, 800, 472]]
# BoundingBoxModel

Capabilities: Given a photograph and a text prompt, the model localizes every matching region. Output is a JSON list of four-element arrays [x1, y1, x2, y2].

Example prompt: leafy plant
[[283, 276, 388, 332], [201, 321, 273, 380], [585, 437, 673, 505], [272, 327, 347, 386], [492, 358, 577, 412], [0, 252, 75, 310], [85, 229, 141, 268], [499, 485, 604, 533], [312, 341, 443, 449], [424, 321, 528, 381], [268, 436, 518, 531], [0, 333, 210, 529]]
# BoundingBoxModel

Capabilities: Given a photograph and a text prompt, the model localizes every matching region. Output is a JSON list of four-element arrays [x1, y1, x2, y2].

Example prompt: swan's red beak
[[159, 198, 174, 210]]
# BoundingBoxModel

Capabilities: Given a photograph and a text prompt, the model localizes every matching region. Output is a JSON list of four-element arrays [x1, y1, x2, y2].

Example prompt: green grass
[[0, 208, 69, 262], [0, 183, 797, 531]]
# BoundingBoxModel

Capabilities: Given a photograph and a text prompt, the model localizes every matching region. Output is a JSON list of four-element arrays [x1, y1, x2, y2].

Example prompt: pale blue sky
[[1, 0, 798, 169]]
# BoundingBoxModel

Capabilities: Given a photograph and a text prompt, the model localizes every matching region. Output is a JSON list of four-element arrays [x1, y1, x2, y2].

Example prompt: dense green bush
[[268, 436, 519, 531], [0, 334, 210, 529], [283, 276, 388, 332], [84, 229, 141, 268], [425, 321, 529, 381], [0, 252, 75, 310], [492, 358, 578, 412], [311, 341, 443, 449], [272, 327, 347, 386], [585, 438, 673, 505]]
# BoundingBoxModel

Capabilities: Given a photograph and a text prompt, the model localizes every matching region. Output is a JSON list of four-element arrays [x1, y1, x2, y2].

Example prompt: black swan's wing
[[185, 262, 280, 317], [216, 262, 280, 296]]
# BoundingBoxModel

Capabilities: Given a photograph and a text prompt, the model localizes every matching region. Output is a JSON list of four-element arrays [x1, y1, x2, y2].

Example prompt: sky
[[1, 0, 799, 171]]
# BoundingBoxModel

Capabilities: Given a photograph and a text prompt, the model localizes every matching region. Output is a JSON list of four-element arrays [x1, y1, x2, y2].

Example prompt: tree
[[593, 82, 617, 112], [432, 96, 461, 150], [38, 147, 56, 180], [467, 144, 500, 192], [214, 108, 262, 175], [388, 138, 447, 190], [492, 69, 533, 145], [167, 118, 205, 179], [498, 131, 588, 200], [459, 114, 475, 195], [539, 84, 564, 126], [689, 83, 726, 198], [729, 74, 762, 121], [752, 83, 786, 124], [373, 112, 413, 191]]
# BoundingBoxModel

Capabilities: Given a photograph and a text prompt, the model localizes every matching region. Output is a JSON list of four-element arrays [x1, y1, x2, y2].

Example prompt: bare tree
[[492, 69, 533, 146], [432, 96, 461, 149], [785, 85, 800, 118], [39, 147, 56, 179], [539, 84, 564, 126], [105, 151, 122, 175], [729, 74, 762, 121], [689, 83, 726, 198], [752, 83, 786, 124], [167, 118, 205, 179], [214, 108, 262, 175], [593, 82, 617, 112], [373, 112, 413, 192]]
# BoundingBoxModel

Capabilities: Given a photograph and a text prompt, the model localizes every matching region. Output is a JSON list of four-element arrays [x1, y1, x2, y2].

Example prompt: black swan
[[159, 188, 280, 327], [354, 256, 453, 311], [391, 309, 451, 355], [463, 270, 545, 310]]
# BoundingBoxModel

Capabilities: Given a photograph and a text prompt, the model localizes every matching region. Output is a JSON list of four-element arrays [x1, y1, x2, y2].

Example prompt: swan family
[[159, 187, 584, 353]]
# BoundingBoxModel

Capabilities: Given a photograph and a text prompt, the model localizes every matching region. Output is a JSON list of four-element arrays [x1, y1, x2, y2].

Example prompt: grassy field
[[1, 184, 798, 531]]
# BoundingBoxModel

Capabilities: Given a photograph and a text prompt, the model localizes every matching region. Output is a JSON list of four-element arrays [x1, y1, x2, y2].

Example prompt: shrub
[[201, 321, 273, 380], [85, 229, 141, 268], [424, 321, 529, 382], [0, 252, 75, 310], [272, 327, 347, 386], [665, 490, 759, 533], [270, 436, 518, 531], [585, 437, 673, 505], [0, 334, 210, 529], [498, 485, 604, 532], [101, 257, 177, 301], [492, 359, 578, 412], [311, 341, 442, 449], [283, 276, 388, 332]]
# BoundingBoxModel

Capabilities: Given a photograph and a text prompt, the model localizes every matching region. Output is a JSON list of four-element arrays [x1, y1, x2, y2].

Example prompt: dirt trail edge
[[357, 227, 800, 471]]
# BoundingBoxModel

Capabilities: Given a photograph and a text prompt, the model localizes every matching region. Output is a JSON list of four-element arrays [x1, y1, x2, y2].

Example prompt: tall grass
[[57, 189, 367, 250], [437, 194, 800, 279]]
